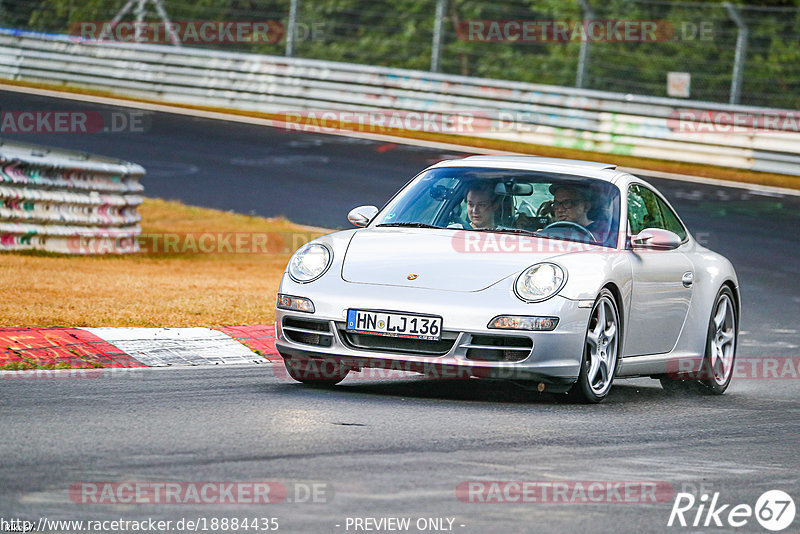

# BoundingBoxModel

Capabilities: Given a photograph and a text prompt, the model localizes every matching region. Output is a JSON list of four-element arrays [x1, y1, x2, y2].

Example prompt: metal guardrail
[[0, 28, 798, 176], [0, 137, 144, 253]]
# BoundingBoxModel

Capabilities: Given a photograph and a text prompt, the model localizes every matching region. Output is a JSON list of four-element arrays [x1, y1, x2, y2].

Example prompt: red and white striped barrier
[[0, 325, 279, 370]]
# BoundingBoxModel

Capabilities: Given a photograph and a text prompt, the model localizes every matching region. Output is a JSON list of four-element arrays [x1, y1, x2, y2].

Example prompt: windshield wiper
[[376, 222, 441, 229], [469, 227, 549, 239]]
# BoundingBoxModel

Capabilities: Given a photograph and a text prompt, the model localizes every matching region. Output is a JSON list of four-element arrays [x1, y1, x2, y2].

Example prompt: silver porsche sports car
[[275, 156, 739, 403]]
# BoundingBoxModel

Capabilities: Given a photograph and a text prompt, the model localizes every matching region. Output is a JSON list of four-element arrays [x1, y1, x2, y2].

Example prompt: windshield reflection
[[372, 168, 621, 247]]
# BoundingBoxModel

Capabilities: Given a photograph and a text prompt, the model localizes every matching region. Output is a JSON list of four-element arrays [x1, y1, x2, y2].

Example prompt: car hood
[[341, 228, 590, 292]]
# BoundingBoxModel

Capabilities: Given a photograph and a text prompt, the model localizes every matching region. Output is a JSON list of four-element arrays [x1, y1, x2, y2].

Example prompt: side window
[[627, 185, 663, 234], [627, 184, 687, 240], [653, 195, 688, 240]]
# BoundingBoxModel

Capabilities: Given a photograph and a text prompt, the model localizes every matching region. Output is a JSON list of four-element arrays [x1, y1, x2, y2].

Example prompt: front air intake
[[337, 325, 458, 356], [462, 335, 533, 362], [282, 317, 333, 347]]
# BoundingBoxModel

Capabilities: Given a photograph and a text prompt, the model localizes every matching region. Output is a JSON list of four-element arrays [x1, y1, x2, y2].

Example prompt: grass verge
[[0, 198, 326, 327]]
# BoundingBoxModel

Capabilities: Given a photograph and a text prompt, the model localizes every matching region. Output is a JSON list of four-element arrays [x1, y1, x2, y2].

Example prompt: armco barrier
[[0, 137, 144, 253], [0, 28, 799, 176]]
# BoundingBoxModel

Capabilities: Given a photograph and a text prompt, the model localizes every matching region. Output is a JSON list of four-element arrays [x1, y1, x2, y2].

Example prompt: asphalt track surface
[[1, 90, 800, 533]]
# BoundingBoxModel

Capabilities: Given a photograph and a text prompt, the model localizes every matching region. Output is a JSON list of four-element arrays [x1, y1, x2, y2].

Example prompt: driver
[[549, 184, 593, 227], [465, 182, 500, 229]]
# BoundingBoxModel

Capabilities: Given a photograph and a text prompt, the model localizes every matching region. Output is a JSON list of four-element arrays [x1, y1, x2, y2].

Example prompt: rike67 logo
[[668, 490, 795, 531]]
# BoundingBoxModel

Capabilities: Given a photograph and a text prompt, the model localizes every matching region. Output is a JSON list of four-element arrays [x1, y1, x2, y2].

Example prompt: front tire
[[569, 289, 621, 403], [283, 356, 349, 385]]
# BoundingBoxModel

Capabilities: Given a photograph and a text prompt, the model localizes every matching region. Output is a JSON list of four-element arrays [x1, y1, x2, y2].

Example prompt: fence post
[[151, 0, 182, 46], [724, 2, 748, 105], [431, 0, 448, 72], [286, 0, 299, 57], [576, 0, 593, 89], [101, 0, 181, 46], [134, 0, 146, 42]]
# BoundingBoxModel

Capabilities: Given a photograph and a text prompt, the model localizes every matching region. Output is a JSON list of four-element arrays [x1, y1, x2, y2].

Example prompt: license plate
[[346, 310, 442, 341]]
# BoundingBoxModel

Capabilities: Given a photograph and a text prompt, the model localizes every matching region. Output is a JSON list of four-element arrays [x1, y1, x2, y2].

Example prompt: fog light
[[277, 294, 315, 313], [488, 315, 558, 331]]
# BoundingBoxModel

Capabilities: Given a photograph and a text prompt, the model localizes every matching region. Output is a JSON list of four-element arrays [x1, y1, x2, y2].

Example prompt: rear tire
[[699, 287, 737, 394], [659, 286, 737, 395], [568, 289, 621, 403], [283, 356, 349, 385]]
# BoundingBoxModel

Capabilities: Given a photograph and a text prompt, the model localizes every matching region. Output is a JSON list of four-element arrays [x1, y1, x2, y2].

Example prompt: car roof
[[429, 155, 621, 182]]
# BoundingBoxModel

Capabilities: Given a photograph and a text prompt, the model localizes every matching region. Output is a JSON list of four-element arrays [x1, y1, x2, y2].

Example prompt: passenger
[[465, 182, 500, 229]]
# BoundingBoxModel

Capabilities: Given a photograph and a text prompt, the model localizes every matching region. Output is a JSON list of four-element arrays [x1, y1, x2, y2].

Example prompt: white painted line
[[81, 327, 262, 367], [2, 82, 797, 197]]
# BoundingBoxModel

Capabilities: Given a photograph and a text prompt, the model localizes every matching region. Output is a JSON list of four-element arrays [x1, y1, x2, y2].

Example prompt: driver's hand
[[515, 213, 546, 230], [515, 213, 534, 229], [538, 200, 555, 220]]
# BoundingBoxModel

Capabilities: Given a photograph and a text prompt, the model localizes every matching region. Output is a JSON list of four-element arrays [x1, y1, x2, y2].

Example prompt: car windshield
[[372, 167, 621, 247]]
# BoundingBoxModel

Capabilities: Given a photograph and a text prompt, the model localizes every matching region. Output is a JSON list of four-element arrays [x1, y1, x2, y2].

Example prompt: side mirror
[[630, 228, 682, 250], [347, 205, 379, 227]]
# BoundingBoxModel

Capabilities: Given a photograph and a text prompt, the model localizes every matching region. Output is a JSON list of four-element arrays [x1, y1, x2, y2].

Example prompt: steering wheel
[[542, 221, 596, 242]]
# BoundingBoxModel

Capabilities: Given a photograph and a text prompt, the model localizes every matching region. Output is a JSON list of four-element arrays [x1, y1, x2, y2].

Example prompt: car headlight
[[514, 263, 566, 302], [288, 243, 332, 283]]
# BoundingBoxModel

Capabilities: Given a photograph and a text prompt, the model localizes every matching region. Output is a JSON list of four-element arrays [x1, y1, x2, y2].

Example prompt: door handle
[[682, 272, 694, 288]]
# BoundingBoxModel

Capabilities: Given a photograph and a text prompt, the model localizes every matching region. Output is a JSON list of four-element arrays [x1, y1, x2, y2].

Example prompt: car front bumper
[[274, 280, 591, 389]]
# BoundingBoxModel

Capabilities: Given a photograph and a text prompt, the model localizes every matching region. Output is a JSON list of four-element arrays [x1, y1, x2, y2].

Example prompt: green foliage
[[9, 0, 800, 108]]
